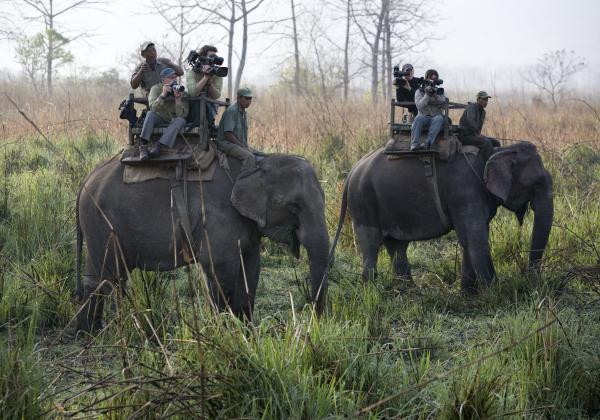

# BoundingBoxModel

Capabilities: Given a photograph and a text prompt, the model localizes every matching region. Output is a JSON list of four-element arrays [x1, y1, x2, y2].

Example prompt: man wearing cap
[[131, 42, 184, 97], [217, 87, 256, 174], [411, 69, 447, 151], [395, 63, 419, 118], [458, 91, 501, 161], [138, 67, 189, 160]]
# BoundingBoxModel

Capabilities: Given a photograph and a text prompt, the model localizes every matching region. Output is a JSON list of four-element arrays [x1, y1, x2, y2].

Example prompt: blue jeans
[[411, 114, 444, 148]]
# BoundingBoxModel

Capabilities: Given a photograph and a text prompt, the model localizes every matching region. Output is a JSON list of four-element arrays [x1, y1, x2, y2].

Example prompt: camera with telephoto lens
[[393, 65, 414, 87], [186, 50, 229, 77]]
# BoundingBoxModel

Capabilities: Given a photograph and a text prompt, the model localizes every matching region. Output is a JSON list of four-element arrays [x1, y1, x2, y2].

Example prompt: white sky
[[1, 0, 599, 92]]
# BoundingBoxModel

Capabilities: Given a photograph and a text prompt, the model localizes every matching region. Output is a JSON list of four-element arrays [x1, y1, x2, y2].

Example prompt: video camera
[[417, 78, 444, 95], [118, 93, 137, 126], [186, 50, 229, 77]]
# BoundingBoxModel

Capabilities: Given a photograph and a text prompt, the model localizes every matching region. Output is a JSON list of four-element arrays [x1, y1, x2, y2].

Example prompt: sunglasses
[[243, 96, 253, 100]]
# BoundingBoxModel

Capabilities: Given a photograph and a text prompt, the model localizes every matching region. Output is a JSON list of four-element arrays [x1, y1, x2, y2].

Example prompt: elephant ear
[[484, 150, 516, 203], [231, 170, 268, 227]]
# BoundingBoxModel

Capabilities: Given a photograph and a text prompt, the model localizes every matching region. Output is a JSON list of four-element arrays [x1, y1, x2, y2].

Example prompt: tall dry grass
[[3, 79, 598, 153]]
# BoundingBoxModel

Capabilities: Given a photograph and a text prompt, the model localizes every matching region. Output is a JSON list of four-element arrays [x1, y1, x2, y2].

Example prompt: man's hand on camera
[[174, 88, 183, 100], [161, 84, 172, 98], [201, 65, 214, 77]]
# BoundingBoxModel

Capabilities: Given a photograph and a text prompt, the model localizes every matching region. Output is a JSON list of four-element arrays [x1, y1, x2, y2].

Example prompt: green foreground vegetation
[[0, 132, 599, 419]]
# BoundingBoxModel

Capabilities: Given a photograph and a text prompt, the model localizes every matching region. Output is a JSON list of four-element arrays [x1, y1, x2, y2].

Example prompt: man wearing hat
[[217, 87, 256, 174], [458, 91, 501, 161], [138, 67, 189, 160], [395, 63, 419, 118], [131, 41, 184, 97]]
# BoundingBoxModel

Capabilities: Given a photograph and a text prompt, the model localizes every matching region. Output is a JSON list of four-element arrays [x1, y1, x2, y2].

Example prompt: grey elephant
[[75, 153, 329, 332], [331, 141, 553, 291]]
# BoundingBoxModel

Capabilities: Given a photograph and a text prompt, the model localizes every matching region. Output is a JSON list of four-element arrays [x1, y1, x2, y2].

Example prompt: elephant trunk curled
[[529, 173, 554, 269]]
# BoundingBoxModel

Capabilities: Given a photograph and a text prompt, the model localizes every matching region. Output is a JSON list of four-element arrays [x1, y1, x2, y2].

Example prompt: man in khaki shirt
[[139, 68, 189, 160], [216, 87, 256, 173], [131, 41, 183, 97]]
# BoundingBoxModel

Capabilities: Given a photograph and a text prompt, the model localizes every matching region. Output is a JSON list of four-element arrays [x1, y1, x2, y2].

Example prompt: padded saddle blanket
[[384, 134, 479, 160], [122, 142, 219, 183]]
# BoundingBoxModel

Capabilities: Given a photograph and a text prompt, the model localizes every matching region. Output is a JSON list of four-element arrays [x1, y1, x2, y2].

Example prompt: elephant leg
[[355, 225, 383, 281], [384, 238, 412, 280], [460, 249, 477, 293], [76, 272, 113, 333], [454, 222, 495, 292], [232, 246, 261, 320], [206, 259, 240, 315]]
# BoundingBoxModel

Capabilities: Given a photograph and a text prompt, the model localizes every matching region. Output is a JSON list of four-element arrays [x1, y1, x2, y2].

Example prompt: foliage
[[0, 91, 599, 417]]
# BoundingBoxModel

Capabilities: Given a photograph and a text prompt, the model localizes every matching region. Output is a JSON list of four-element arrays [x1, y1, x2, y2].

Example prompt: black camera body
[[393, 65, 414, 87], [186, 50, 229, 78], [169, 82, 185, 93]]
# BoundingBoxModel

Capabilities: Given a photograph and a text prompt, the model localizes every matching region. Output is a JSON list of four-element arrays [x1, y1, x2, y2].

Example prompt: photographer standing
[[138, 68, 189, 160], [410, 69, 447, 151], [395, 64, 419, 118], [186, 45, 224, 130], [458, 91, 501, 161], [217, 87, 256, 175], [131, 41, 184, 97]]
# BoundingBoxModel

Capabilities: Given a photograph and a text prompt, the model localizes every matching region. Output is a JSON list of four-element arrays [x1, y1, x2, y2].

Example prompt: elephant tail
[[326, 174, 350, 270], [74, 185, 84, 301]]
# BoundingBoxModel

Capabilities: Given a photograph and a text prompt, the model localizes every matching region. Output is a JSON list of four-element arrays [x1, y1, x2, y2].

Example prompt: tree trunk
[[47, 1, 54, 95], [234, 0, 248, 94], [291, 0, 300, 95], [369, 0, 385, 103], [384, 6, 392, 101], [343, 0, 350, 101], [227, 0, 235, 100]]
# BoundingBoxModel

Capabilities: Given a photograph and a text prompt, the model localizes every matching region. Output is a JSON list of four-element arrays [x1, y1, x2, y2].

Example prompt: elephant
[[330, 141, 553, 292], [75, 152, 329, 332]]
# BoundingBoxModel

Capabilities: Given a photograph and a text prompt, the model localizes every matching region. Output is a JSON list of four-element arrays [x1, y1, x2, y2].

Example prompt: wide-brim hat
[[476, 91, 492, 99]]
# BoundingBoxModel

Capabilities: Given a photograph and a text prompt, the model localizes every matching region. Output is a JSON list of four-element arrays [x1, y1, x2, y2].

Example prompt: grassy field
[[1, 84, 599, 418]]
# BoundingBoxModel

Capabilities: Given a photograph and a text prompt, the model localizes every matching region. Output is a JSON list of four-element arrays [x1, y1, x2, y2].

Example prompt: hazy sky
[[1, 0, 598, 92]]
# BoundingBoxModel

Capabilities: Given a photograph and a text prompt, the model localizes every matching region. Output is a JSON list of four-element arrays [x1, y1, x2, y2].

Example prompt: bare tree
[[196, 0, 268, 99], [523, 49, 586, 110], [352, 0, 433, 103], [151, 0, 216, 68], [10, 0, 106, 94], [290, 0, 301, 95]]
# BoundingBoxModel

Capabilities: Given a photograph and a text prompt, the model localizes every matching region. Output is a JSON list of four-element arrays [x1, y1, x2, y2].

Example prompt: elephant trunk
[[298, 212, 329, 315], [529, 175, 554, 270]]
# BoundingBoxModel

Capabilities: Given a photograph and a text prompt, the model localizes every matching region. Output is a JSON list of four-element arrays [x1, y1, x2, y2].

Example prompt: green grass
[[0, 134, 599, 418]]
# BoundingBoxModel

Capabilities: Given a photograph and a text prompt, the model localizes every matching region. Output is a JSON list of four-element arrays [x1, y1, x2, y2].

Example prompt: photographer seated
[[458, 91, 501, 161], [410, 69, 447, 151], [395, 63, 419, 119], [185, 45, 226, 131], [138, 68, 189, 160]]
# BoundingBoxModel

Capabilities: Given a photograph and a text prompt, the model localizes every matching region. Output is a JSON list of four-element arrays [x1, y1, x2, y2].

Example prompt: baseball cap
[[401, 63, 413, 72], [140, 41, 155, 54], [476, 91, 492, 99], [160, 67, 175, 78], [237, 87, 254, 97]]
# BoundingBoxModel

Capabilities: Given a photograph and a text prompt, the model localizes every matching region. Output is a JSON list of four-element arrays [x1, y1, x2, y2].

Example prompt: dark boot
[[148, 142, 162, 158], [139, 143, 150, 161]]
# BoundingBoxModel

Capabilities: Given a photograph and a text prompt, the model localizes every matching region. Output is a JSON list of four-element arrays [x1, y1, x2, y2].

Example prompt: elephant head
[[484, 142, 554, 269], [230, 154, 328, 313]]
